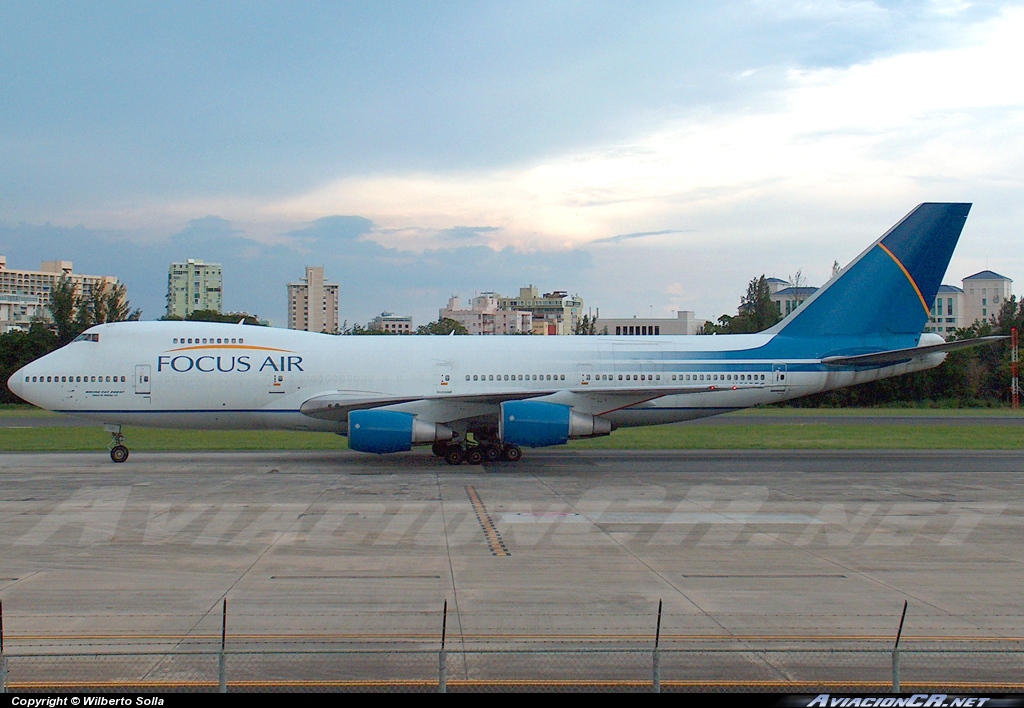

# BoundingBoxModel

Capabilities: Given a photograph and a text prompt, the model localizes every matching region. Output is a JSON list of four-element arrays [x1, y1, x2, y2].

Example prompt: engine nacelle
[[348, 410, 453, 454], [499, 400, 612, 448]]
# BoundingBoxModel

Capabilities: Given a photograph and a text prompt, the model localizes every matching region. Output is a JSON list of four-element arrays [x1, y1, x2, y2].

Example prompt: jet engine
[[499, 400, 611, 447], [348, 410, 453, 454]]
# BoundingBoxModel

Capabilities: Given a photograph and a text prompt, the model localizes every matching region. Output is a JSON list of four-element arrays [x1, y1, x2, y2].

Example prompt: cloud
[[0, 217, 593, 327], [590, 229, 692, 245], [436, 226, 503, 242], [2, 4, 1022, 327]]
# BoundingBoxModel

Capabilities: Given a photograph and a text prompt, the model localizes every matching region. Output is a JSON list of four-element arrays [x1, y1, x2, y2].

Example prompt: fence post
[[652, 599, 662, 693], [892, 600, 908, 692], [219, 598, 228, 693], [1, 600, 6, 694], [438, 600, 448, 693], [891, 649, 900, 693]]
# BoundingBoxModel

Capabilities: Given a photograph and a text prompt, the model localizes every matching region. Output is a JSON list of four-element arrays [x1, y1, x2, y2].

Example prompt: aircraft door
[[576, 363, 593, 386], [269, 373, 286, 394], [436, 363, 453, 394], [771, 364, 788, 393], [135, 365, 151, 395]]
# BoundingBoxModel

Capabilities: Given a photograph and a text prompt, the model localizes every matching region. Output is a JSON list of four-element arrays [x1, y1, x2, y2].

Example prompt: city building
[[440, 294, 532, 335], [602, 311, 707, 336], [370, 311, 413, 334], [167, 259, 222, 318], [961, 271, 1012, 327], [0, 256, 121, 333], [497, 285, 583, 335], [770, 285, 818, 317], [926, 285, 964, 337], [287, 266, 340, 333]]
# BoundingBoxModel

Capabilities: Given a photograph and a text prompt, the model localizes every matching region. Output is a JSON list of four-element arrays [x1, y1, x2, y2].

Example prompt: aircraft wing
[[299, 383, 739, 424], [821, 336, 1007, 367]]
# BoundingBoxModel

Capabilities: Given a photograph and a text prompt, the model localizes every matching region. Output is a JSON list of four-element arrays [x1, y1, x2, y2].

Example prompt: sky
[[2, 1, 1022, 327]]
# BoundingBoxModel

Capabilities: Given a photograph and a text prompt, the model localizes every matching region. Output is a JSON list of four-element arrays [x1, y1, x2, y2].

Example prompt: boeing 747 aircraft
[[7, 203, 1001, 464]]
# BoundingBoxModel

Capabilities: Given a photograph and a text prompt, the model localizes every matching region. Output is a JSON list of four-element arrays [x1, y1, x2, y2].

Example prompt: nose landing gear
[[107, 426, 129, 463]]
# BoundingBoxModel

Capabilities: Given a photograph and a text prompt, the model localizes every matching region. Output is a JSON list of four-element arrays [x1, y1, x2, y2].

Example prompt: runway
[[1, 448, 1023, 652]]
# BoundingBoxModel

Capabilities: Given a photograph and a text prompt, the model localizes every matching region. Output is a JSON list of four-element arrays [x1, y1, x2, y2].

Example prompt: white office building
[[167, 259, 222, 318]]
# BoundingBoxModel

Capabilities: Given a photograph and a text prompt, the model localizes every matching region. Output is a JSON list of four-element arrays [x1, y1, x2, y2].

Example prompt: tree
[[0, 322, 58, 404], [159, 310, 266, 326], [49, 276, 80, 346], [349, 323, 393, 335], [416, 317, 469, 335], [574, 313, 599, 335], [701, 275, 781, 334], [49, 276, 141, 345]]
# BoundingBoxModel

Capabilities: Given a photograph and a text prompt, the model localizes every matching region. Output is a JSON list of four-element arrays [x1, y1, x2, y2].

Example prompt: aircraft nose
[[7, 366, 26, 400]]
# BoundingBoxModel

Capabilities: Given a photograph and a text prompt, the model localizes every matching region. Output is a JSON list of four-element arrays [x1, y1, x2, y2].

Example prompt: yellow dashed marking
[[466, 485, 510, 557]]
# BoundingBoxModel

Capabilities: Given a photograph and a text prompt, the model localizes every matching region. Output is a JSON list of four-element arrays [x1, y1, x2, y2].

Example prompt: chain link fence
[[3, 643, 1024, 692]]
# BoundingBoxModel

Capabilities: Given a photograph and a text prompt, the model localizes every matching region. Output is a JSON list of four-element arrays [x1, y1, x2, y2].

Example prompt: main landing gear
[[107, 426, 129, 463], [431, 442, 522, 466]]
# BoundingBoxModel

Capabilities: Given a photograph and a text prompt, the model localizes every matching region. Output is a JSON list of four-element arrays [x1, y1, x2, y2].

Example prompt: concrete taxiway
[[1, 448, 1023, 651]]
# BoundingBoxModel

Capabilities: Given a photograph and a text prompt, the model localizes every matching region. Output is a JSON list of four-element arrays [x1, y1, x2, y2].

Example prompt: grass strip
[[0, 424, 1021, 452]]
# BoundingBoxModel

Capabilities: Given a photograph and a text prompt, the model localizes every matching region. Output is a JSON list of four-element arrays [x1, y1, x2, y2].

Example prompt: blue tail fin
[[766, 203, 971, 338]]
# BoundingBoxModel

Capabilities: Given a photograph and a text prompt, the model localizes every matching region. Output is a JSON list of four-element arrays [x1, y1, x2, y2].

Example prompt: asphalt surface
[[2, 448, 1023, 647]]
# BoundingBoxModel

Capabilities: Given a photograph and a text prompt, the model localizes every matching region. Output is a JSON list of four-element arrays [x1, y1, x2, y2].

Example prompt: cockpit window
[[73, 333, 99, 343]]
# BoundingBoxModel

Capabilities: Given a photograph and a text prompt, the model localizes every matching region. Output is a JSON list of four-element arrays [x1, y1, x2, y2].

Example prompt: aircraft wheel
[[444, 446, 465, 466], [466, 448, 485, 465], [431, 442, 447, 457], [110, 445, 129, 464], [482, 445, 502, 463], [503, 445, 522, 462]]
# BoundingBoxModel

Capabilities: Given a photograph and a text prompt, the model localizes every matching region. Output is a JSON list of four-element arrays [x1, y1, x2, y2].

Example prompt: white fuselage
[[8, 321, 946, 434]]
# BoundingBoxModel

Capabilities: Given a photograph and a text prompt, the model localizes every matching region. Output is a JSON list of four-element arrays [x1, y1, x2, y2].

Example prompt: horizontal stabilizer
[[821, 336, 1007, 367]]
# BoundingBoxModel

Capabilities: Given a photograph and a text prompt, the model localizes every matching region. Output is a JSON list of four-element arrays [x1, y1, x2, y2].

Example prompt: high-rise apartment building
[[166, 259, 222, 318], [0, 256, 122, 333], [287, 266, 339, 333]]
